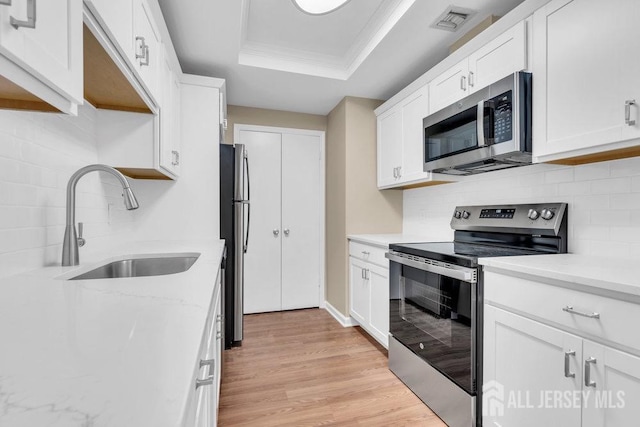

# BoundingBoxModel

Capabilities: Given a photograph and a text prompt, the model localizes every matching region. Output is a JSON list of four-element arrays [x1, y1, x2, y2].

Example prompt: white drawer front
[[485, 271, 640, 353], [349, 241, 388, 267]]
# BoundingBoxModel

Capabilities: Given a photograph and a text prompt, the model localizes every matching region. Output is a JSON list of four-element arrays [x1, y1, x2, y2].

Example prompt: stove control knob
[[541, 208, 555, 220], [528, 209, 539, 220], [462, 210, 470, 219], [454, 210, 462, 219]]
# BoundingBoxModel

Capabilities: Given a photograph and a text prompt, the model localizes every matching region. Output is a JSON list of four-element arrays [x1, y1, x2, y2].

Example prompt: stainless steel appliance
[[423, 72, 532, 175], [220, 144, 250, 348], [386, 203, 568, 427]]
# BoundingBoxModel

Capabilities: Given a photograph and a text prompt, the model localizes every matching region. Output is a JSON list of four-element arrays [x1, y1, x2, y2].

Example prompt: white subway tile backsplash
[[404, 157, 640, 260], [591, 177, 630, 194], [544, 167, 574, 183], [574, 162, 610, 181], [611, 193, 640, 210], [0, 105, 133, 279]]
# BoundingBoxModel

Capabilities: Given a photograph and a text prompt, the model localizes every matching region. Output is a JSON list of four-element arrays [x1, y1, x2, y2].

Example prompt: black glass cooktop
[[389, 241, 545, 268]]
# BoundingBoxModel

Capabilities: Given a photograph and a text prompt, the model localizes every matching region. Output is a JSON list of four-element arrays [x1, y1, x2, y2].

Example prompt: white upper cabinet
[[377, 106, 403, 188], [159, 46, 181, 177], [0, 0, 82, 113], [429, 59, 469, 114], [429, 20, 528, 114], [84, 0, 134, 61], [532, 0, 640, 164], [400, 85, 430, 183], [377, 84, 456, 189], [132, 0, 160, 102], [468, 19, 527, 93]]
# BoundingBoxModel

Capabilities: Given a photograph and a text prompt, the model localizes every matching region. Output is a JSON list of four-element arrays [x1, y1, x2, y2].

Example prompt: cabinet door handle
[[584, 357, 597, 388], [135, 36, 145, 58], [468, 71, 475, 87], [564, 350, 576, 378], [0, 1, 12, 6], [625, 100, 636, 126], [171, 150, 180, 166], [140, 44, 150, 66], [135, 36, 148, 64], [562, 305, 600, 319], [392, 167, 397, 179], [10, 0, 36, 29], [460, 75, 467, 91], [364, 269, 370, 280], [361, 251, 370, 256], [397, 166, 401, 178]]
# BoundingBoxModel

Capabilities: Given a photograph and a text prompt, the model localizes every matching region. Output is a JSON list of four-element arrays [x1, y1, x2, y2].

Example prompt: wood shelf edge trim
[[545, 145, 640, 166], [116, 168, 173, 180]]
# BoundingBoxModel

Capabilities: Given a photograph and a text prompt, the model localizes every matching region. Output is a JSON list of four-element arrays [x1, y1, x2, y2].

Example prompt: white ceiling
[[158, 0, 525, 115]]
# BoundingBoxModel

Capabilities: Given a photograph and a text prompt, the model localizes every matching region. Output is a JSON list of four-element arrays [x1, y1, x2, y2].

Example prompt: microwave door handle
[[477, 100, 487, 147]]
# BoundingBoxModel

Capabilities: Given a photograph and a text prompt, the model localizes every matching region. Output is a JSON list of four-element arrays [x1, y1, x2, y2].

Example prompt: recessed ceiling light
[[291, 0, 351, 15]]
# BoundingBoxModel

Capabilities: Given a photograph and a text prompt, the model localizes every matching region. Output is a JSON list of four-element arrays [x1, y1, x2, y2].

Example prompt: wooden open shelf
[[83, 24, 151, 114], [0, 74, 59, 113]]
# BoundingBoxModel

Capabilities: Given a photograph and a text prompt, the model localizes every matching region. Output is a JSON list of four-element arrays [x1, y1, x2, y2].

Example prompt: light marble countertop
[[0, 239, 225, 427], [480, 254, 639, 298], [347, 233, 434, 248]]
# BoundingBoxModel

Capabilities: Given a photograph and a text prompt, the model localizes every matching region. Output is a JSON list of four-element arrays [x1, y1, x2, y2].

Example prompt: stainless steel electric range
[[385, 203, 568, 427]]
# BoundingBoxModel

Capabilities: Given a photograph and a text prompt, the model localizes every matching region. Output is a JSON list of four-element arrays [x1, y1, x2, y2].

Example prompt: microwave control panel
[[492, 91, 512, 144]]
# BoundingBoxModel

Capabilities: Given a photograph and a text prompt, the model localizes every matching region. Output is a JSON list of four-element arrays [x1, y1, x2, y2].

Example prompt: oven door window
[[390, 262, 476, 394]]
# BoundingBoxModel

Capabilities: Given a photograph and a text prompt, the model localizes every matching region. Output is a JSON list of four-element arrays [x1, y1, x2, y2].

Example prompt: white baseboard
[[323, 301, 358, 327]]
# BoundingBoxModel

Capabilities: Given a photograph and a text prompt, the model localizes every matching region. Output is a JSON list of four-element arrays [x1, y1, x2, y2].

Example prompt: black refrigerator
[[220, 144, 250, 348]]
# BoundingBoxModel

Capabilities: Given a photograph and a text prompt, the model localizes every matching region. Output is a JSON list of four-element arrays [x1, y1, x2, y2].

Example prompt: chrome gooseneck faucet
[[62, 164, 139, 266]]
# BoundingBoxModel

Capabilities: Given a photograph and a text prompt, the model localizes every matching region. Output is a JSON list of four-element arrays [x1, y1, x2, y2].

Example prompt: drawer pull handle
[[199, 358, 215, 369], [195, 375, 213, 389], [361, 251, 370, 256], [562, 305, 600, 319], [564, 350, 576, 378], [584, 357, 597, 388]]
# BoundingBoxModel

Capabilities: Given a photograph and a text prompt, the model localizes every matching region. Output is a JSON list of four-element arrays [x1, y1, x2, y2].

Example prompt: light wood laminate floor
[[219, 308, 447, 426]]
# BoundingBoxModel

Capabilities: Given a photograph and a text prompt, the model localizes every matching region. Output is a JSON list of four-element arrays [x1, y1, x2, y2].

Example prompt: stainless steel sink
[[69, 254, 200, 280]]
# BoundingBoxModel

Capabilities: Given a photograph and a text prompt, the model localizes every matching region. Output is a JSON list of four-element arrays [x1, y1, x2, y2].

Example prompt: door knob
[[283, 229, 290, 236], [273, 229, 280, 236]]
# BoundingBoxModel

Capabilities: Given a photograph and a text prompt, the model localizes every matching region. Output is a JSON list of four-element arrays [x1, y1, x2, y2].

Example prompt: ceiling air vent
[[432, 6, 476, 32]]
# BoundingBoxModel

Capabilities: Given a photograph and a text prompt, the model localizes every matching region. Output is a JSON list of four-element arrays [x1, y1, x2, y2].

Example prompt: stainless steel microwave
[[423, 72, 532, 175]]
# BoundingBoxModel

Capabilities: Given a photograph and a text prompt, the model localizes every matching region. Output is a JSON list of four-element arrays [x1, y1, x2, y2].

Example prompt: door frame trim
[[233, 124, 326, 309]]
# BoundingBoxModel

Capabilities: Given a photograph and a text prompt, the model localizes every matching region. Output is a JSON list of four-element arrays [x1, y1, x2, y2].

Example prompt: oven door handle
[[385, 252, 477, 283]]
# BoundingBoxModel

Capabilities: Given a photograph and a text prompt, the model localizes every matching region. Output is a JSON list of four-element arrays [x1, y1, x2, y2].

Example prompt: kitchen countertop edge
[[479, 254, 640, 299]]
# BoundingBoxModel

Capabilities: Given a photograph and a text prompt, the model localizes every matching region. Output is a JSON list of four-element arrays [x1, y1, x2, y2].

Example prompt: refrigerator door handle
[[243, 154, 250, 253]]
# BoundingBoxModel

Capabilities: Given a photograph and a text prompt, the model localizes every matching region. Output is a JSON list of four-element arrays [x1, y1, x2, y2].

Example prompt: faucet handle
[[77, 222, 86, 247]]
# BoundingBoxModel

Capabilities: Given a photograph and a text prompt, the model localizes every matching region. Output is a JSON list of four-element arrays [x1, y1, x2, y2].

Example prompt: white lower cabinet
[[348, 240, 389, 348], [484, 271, 640, 427], [184, 273, 223, 427]]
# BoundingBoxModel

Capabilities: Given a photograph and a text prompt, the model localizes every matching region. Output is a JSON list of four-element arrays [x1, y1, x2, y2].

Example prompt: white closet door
[[239, 130, 282, 314], [281, 134, 321, 310]]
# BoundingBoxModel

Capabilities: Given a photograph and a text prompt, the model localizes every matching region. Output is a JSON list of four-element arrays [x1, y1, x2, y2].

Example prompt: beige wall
[[225, 105, 327, 143], [325, 97, 403, 316], [325, 99, 348, 314], [345, 98, 403, 233]]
